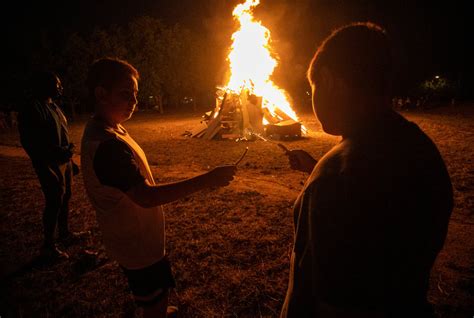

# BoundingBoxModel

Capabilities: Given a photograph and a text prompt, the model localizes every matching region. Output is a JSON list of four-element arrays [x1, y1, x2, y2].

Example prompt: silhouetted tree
[[26, 16, 220, 115]]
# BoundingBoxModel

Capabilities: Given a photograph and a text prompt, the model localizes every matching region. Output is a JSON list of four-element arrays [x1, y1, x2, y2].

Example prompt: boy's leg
[[121, 256, 177, 317], [141, 290, 168, 318]]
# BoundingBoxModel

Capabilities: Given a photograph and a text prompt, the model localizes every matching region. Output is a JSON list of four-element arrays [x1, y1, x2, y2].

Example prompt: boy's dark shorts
[[121, 256, 176, 307]]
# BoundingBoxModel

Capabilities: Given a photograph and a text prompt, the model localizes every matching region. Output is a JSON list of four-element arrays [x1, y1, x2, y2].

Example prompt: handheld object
[[235, 147, 249, 165]]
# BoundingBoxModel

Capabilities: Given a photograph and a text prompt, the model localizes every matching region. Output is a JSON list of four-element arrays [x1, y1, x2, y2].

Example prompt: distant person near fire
[[281, 22, 453, 317], [18, 71, 82, 262], [80, 57, 236, 318]]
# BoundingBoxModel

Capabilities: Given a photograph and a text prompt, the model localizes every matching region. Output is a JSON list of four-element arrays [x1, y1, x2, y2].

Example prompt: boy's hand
[[287, 150, 317, 173], [205, 165, 236, 187]]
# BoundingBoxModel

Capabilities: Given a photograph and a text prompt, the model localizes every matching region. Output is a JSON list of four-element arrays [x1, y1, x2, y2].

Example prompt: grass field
[[0, 104, 473, 317]]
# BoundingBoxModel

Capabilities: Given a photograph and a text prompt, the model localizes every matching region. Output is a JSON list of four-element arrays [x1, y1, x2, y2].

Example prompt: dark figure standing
[[281, 23, 453, 317], [18, 71, 80, 260]]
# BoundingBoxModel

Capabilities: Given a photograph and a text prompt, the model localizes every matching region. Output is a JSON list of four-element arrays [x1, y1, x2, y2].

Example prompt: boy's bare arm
[[126, 165, 236, 208]]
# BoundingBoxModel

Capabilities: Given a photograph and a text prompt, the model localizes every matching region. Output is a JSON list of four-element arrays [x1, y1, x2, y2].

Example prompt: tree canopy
[[23, 16, 223, 114]]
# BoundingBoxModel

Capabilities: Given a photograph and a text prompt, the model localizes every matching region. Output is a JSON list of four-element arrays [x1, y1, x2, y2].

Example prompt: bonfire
[[193, 0, 303, 140]]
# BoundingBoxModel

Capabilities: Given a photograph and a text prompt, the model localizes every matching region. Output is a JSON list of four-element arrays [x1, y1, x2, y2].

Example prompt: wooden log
[[273, 108, 292, 121], [265, 119, 301, 138], [191, 121, 209, 138], [203, 117, 222, 140], [221, 133, 240, 139], [262, 107, 280, 124]]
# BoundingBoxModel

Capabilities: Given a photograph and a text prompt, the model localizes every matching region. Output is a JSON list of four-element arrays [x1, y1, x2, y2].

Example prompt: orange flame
[[226, 0, 300, 123]]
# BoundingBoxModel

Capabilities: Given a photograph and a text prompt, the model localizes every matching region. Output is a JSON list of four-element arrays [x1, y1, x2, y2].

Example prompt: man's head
[[307, 22, 393, 136], [86, 57, 140, 124], [31, 71, 63, 101]]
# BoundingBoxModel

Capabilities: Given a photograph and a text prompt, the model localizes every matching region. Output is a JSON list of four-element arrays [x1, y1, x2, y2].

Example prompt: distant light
[[435, 75, 440, 79], [149, 96, 154, 99], [306, 91, 310, 95]]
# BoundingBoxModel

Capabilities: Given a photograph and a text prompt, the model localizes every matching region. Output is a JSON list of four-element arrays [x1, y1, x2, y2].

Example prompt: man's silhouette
[[18, 71, 80, 260], [281, 22, 453, 317]]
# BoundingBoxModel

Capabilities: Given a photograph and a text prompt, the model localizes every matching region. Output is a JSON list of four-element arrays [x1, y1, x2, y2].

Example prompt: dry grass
[[0, 104, 472, 317]]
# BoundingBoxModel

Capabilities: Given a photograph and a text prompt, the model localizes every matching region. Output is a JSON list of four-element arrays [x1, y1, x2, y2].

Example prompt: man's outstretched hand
[[287, 149, 317, 173], [205, 165, 237, 187]]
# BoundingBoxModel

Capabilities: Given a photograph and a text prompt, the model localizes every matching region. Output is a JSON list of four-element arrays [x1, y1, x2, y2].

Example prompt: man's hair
[[86, 57, 139, 97], [308, 22, 393, 96], [30, 70, 59, 98]]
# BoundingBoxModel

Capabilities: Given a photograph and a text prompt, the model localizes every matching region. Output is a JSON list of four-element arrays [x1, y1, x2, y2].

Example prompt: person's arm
[[18, 104, 46, 157], [93, 139, 236, 209], [126, 165, 235, 208], [18, 103, 72, 163]]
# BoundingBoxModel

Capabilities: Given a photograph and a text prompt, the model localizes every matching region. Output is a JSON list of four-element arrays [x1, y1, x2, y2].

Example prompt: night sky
[[2, 0, 472, 101]]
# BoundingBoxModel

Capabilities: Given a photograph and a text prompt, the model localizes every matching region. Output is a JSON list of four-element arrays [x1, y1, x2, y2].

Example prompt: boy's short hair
[[86, 57, 139, 97], [308, 22, 393, 96]]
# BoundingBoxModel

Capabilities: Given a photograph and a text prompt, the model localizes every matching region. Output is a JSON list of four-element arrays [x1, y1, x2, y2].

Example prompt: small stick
[[235, 147, 249, 165], [277, 143, 290, 155], [252, 132, 269, 142], [249, 131, 291, 156]]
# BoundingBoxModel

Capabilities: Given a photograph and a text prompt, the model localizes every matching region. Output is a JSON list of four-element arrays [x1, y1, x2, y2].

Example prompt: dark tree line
[[6, 16, 224, 117]]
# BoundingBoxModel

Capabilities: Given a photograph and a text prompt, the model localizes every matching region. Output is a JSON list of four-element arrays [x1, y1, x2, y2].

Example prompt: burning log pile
[[190, 0, 304, 141], [192, 88, 302, 140]]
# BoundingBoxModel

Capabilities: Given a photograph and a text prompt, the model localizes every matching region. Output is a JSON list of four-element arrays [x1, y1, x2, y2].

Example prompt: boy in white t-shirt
[[81, 57, 236, 318]]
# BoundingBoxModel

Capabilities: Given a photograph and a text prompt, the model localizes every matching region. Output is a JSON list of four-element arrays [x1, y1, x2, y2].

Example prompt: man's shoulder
[[385, 111, 429, 143], [389, 112, 442, 160], [319, 139, 355, 167], [18, 100, 47, 117], [309, 141, 350, 181]]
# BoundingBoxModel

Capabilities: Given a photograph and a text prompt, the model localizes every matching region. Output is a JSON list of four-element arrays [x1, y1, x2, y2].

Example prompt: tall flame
[[226, 0, 299, 122]]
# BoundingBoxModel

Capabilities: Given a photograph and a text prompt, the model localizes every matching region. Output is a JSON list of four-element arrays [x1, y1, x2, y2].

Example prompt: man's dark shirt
[[93, 139, 145, 192], [18, 100, 71, 165], [282, 111, 453, 317]]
